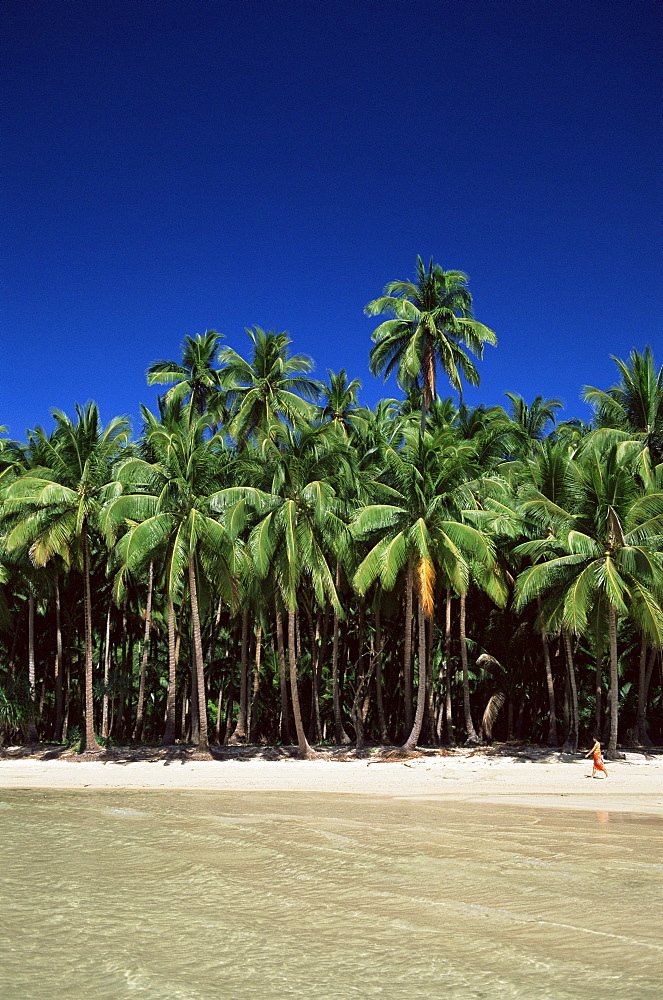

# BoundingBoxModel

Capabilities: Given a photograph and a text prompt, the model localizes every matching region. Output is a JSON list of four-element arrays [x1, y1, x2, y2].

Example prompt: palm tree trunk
[[425, 615, 436, 745], [274, 599, 291, 743], [401, 598, 427, 752], [374, 606, 388, 742], [307, 611, 323, 743], [54, 571, 64, 742], [189, 644, 200, 746], [180, 674, 189, 742], [594, 642, 603, 738], [230, 609, 250, 742], [561, 631, 578, 752], [350, 601, 367, 749], [420, 332, 436, 431], [119, 599, 129, 742], [101, 602, 112, 739], [82, 520, 102, 752], [403, 557, 414, 735], [25, 592, 39, 742], [287, 609, 316, 758], [162, 595, 178, 745], [132, 560, 154, 742], [443, 589, 454, 745], [248, 624, 262, 741], [215, 677, 226, 744], [635, 637, 654, 747], [332, 561, 351, 744], [460, 591, 479, 744], [537, 597, 557, 745], [188, 556, 210, 755], [28, 592, 35, 700], [607, 603, 619, 753], [62, 657, 70, 742]]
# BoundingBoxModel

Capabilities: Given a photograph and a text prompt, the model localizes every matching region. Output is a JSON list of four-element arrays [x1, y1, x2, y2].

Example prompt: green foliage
[[0, 302, 661, 753]]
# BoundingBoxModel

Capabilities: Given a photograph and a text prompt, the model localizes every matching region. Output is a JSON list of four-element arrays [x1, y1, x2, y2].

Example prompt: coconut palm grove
[[1, 259, 662, 758]]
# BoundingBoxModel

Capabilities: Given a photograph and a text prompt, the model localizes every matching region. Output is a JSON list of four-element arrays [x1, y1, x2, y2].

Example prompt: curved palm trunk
[[54, 572, 64, 742], [162, 595, 178, 745], [214, 677, 226, 744], [230, 609, 250, 742], [420, 332, 436, 432], [132, 560, 154, 742], [443, 589, 455, 745], [332, 561, 351, 744], [287, 610, 316, 758], [537, 596, 557, 745], [24, 592, 39, 742], [82, 521, 102, 752], [350, 601, 368, 750], [635, 638, 655, 747], [354, 600, 366, 743], [101, 602, 112, 739], [460, 592, 480, 744], [401, 598, 427, 752], [188, 557, 210, 755], [403, 558, 414, 735], [607, 603, 619, 753], [425, 615, 436, 745], [374, 606, 388, 742], [248, 624, 262, 742], [274, 600, 291, 743], [561, 631, 578, 752], [307, 611, 323, 743], [594, 644, 603, 738]]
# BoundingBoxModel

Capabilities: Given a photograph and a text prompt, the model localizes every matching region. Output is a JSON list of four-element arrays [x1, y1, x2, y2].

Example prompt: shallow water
[[0, 791, 661, 1000]]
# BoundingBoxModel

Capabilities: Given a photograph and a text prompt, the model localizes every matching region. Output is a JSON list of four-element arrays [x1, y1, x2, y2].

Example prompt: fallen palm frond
[[481, 690, 506, 742]]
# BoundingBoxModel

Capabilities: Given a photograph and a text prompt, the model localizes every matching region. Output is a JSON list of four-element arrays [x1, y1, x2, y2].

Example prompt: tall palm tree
[[366, 257, 497, 425], [503, 393, 563, 459], [353, 427, 503, 750], [513, 434, 663, 753], [104, 412, 238, 755], [511, 438, 578, 744], [583, 346, 663, 462], [2, 404, 130, 752], [218, 327, 321, 444], [218, 426, 351, 757], [147, 330, 224, 421], [317, 369, 364, 439]]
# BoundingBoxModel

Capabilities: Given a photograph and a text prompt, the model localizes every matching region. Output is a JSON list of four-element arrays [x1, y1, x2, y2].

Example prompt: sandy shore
[[1, 745, 661, 815]]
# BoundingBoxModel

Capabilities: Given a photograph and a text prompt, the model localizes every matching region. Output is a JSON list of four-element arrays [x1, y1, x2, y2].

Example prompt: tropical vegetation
[[1, 266, 661, 757]]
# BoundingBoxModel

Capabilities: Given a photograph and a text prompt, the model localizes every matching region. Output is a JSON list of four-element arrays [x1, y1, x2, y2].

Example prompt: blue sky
[[2, 0, 661, 440]]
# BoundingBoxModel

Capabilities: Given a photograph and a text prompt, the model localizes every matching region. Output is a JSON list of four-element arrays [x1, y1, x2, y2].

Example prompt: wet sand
[[1, 746, 661, 815]]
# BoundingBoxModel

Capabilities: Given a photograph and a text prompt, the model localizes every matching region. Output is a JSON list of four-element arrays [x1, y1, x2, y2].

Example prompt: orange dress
[[592, 749, 607, 773]]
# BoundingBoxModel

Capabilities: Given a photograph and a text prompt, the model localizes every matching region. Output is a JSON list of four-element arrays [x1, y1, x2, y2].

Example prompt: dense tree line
[[1, 260, 662, 757]]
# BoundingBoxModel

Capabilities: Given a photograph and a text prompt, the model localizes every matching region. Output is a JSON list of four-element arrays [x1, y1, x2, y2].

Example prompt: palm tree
[[353, 427, 503, 750], [512, 438, 578, 744], [366, 257, 497, 425], [583, 346, 663, 462], [104, 412, 238, 755], [503, 393, 563, 459], [2, 404, 130, 752], [147, 330, 224, 421], [317, 369, 364, 439], [218, 426, 351, 757], [218, 327, 321, 444], [513, 434, 663, 753]]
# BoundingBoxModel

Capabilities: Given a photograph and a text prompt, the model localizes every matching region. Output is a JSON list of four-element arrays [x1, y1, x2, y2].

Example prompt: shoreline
[[1, 743, 662, 815]]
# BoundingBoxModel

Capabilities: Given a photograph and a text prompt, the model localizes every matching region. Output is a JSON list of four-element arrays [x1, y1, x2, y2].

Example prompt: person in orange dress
[[585, 738, 608, 778]]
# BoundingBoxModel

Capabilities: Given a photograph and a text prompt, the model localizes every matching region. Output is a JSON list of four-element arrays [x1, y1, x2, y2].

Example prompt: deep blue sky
[[2, 0, 661, 440]]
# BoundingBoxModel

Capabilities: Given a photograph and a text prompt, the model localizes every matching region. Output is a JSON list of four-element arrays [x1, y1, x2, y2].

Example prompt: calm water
[[1, 790, 661, 1000]]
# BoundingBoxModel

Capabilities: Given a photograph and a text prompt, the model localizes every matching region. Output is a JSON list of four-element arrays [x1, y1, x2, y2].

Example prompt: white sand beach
[[1, 746, 661, 815]]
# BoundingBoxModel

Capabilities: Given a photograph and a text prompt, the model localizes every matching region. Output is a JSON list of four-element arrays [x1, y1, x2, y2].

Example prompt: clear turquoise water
[[1, 790, 661, 999]]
